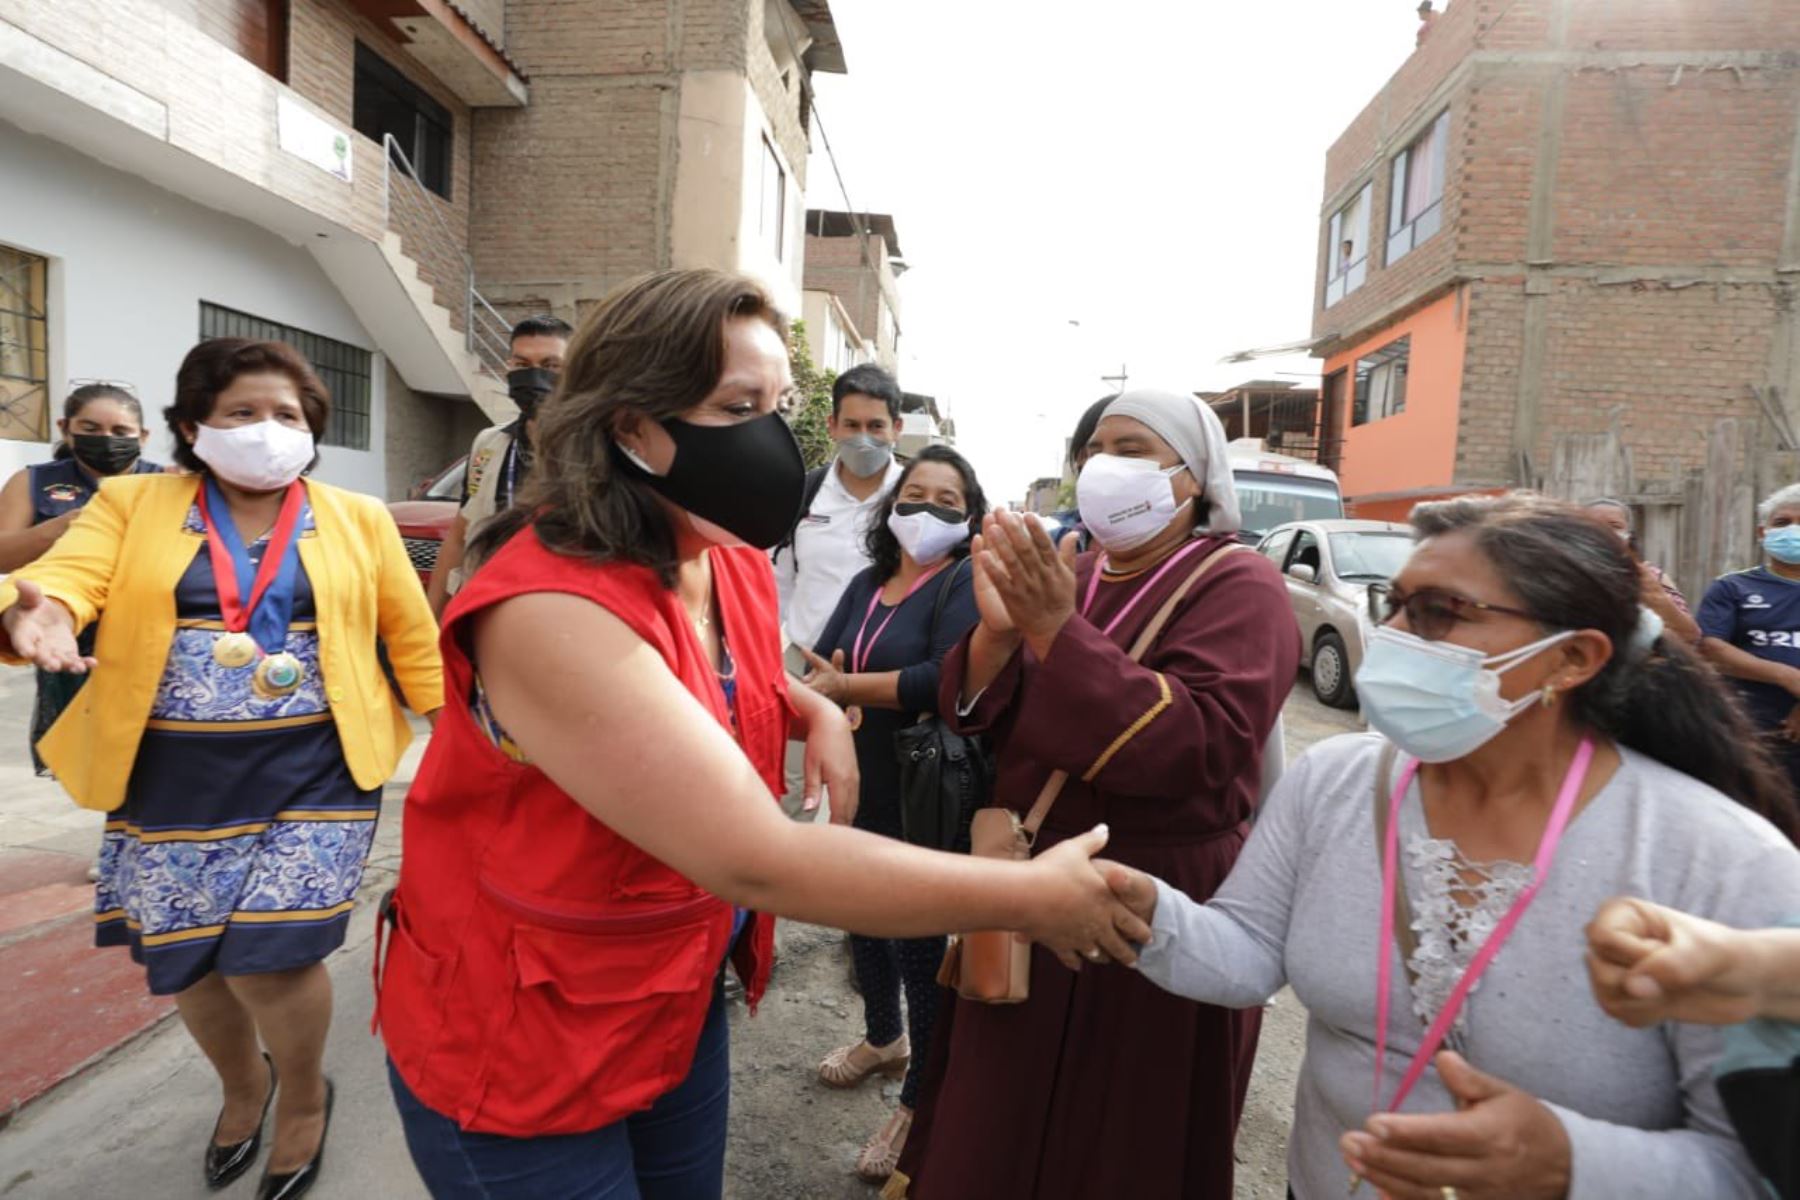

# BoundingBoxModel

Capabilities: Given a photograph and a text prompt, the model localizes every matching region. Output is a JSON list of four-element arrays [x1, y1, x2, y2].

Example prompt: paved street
[[0, 673, 1358, 1199]]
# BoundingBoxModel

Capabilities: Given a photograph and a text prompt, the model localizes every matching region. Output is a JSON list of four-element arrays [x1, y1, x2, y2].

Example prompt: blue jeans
[[388, 978, 732, 1199]]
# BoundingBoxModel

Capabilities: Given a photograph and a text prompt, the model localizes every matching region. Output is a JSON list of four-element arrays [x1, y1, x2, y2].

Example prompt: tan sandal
[[856, 1106, 913, 1182], [817, 1037, 909, 1088]]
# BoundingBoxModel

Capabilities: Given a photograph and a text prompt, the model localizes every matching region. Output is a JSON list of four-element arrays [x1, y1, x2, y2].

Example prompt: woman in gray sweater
[[1105, 494, 1800, 1200]]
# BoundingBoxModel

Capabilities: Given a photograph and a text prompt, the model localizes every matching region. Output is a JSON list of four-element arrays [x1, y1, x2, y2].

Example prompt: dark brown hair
[[53, 384, 146, 461], [163, 339, 330, 475], [1412, 492, 1797, 839], [470, 269, 785, 583]]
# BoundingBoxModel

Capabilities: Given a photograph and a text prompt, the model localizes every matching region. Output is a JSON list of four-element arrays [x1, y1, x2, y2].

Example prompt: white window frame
[[1325, 182, 1373, 308], [1388, 110, 1450, 266], [759, 136, 786, 262]]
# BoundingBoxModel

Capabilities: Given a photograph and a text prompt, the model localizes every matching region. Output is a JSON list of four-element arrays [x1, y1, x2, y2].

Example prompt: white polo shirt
[[774, 456, 903, 653]]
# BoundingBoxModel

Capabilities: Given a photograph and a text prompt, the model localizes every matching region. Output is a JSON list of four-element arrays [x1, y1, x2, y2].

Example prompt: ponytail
[[1582, 635, 1797, 842]]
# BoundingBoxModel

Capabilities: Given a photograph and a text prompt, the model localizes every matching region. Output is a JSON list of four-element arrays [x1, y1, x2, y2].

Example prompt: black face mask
[[70, 434, 142, 476], [618, 412, 805, 549], [893, 501, 968, 526], [507, 367, 558, 420]]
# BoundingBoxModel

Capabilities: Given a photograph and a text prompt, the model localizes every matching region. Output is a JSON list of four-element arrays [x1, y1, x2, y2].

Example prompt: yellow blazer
[[0, 473, 445, 811]]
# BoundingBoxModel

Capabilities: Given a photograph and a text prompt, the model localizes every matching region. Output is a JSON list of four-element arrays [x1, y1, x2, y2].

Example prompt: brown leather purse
[[936, 542, 1247, 1004]]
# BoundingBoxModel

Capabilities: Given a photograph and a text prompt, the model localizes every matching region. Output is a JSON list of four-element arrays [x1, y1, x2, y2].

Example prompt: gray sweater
[[1136, 733, 1800, 1200]]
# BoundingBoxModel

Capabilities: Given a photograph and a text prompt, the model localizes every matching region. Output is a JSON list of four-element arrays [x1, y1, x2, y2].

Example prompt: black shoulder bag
[[894, 559, 991, 853]]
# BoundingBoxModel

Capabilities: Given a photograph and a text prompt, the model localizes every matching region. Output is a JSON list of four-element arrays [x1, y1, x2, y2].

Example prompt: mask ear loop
[[614, 439, 660, 476]]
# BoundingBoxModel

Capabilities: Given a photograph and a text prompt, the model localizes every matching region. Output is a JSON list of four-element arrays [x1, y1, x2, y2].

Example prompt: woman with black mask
[[0, 383, 162, 771], [374, 270, 1144, 1198]]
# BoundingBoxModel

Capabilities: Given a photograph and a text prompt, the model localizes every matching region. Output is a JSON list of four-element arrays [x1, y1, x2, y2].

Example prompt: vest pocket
[[472, 897, 727, 1134], [374, 890, 453, 1085]]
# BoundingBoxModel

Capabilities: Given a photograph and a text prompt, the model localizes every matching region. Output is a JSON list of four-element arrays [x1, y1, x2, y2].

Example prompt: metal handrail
[[381, 133, 508, 378]]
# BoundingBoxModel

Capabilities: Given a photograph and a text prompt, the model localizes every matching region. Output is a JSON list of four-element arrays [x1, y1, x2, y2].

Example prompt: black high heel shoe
[[205, 1052, 276, 1190], [255, 1078, 334, 1200]]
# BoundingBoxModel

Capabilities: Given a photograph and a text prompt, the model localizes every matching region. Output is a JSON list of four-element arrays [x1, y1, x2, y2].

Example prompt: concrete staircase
[[309, 229, 512, 425], [377, 231, 513, 423]]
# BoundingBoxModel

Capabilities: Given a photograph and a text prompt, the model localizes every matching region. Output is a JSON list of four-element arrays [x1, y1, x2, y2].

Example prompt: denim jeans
[[388, 978, 732, 1199]]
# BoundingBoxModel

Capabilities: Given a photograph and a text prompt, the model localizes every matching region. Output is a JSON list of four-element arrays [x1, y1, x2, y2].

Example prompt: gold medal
[[212, 631, 259, 669], [252, 651, 305, 698]]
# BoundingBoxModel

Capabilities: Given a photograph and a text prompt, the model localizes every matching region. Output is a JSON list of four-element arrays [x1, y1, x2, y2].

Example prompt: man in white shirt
[[773, 364, 904, 820], [774, 362, 905, 663]]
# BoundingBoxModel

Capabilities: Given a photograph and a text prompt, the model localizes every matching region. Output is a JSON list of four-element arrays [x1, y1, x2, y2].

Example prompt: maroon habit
[[893, 534, 1302, 1200]]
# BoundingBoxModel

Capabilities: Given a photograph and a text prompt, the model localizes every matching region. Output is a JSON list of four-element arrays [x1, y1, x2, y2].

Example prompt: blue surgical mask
[[1765, 526, 1800, 565], [1354, 626, 1575, 763]]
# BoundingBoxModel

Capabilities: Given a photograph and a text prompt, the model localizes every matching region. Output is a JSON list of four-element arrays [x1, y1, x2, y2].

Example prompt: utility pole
[[1101, 363, 1128, 393]]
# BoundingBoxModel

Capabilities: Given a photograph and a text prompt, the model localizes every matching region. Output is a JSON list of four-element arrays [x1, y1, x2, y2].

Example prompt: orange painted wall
[[1325, 288, 1468, 504]]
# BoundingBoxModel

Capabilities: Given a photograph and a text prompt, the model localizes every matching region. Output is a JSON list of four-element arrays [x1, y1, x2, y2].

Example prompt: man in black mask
[[427, 314, 573, 618]]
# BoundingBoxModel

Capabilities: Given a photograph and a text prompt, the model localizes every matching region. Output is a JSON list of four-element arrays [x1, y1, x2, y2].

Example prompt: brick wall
[[383, 361, 490, 495], [746, 0, 810, 191], [803, 232, 896, 364], [1315, 0, 1800, 498], [1562, 0, 1800, 54], [1552, 67, 1796, 268], [1454, 68, 1545, 263], [289, 0, 476, 320], [466, 0, 805, 320]]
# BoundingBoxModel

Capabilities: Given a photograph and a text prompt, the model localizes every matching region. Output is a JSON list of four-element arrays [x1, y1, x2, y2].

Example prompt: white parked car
[[1255, 519, 1413, 708]]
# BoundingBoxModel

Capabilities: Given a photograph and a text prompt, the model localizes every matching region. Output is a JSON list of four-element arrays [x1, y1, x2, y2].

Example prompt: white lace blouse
[[1403, 834, 1533, 1036]]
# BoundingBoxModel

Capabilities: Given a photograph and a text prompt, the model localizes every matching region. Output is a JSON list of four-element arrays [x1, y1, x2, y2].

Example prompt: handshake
[[1013, 824, 1163, 971]]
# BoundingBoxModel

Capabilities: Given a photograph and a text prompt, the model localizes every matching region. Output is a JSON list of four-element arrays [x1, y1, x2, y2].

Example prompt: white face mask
[[1076, 454, 1192, 553], [887, 504, 970, 565], [192, 419, 315, 491]]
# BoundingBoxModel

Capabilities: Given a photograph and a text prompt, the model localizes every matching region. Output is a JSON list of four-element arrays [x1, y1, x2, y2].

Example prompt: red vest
[[375, 531, 788, 1136]]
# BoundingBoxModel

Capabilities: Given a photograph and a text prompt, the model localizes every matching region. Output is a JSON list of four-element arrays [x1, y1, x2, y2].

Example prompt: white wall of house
[[0, 123, 387, 497], [670, 74, 803, 316]]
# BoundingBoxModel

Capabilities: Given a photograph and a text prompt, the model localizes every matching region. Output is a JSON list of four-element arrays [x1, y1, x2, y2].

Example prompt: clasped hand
[[1020, 827, 1154, 967], [1, 580, 92, 673]]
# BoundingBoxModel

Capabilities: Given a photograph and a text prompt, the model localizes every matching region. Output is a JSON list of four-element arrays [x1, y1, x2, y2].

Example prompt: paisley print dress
[[93, 503, 378, 994]]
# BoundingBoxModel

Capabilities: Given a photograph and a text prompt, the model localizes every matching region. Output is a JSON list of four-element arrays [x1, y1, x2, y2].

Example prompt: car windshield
[[1328, 532, 1413, 581], [1234, 471, 1343, 539], [421, 458, 467, 502]]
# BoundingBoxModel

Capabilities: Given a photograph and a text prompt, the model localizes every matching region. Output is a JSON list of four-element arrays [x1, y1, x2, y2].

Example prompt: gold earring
[[1541, 683, 1559, 707]]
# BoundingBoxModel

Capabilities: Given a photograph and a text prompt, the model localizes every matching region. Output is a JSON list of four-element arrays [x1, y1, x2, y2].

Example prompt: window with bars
[[1353, 336, 1410, 426], [0, 244, 50, 443], [199, 303, 373, 450]]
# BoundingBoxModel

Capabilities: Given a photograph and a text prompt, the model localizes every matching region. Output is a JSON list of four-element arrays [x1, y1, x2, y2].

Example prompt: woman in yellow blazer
[[0, 338, 441, 1200]]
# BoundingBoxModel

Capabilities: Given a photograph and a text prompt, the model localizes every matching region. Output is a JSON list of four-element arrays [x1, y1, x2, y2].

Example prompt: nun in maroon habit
[[890, 388, 1301, 1200]]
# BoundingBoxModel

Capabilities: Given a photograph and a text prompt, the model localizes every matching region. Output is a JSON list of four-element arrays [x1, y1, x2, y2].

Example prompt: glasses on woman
[[1367, 582, 1542, 642]]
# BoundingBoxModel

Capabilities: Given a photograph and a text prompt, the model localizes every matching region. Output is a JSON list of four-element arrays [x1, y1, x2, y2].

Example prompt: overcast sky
[[805, 1, 1427, 504]]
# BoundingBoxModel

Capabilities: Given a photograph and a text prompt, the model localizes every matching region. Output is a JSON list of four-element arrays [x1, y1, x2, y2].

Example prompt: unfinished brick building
[[1309, 0, 1800, 588]]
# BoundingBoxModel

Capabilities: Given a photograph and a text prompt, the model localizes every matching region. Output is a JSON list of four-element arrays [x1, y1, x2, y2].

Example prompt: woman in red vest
[[375, 269, 1147, 1199]]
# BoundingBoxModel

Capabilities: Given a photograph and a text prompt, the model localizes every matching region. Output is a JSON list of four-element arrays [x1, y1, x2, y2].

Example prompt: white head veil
[[1100, 388, 1242, 535]]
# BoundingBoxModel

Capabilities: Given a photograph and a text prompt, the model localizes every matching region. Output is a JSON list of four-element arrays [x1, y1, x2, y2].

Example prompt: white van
[[1228, 439, 1345, 543]]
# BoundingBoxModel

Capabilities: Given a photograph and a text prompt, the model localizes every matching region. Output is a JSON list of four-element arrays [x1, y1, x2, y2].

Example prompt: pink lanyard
[[1079, 537, 1210, 637], [1372, 736, 1596, 1113], [851, 562, 949, 673]]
